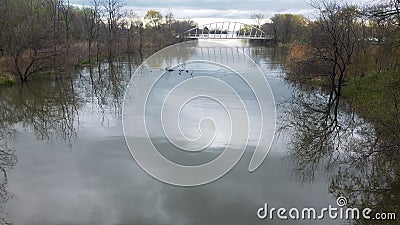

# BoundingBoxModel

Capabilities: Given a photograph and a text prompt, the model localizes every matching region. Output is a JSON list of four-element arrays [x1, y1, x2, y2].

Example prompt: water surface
[[0, 40, 397, 224]]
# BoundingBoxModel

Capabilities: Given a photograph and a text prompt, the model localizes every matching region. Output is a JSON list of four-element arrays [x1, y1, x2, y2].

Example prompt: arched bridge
[[183, 21, 273, 40]]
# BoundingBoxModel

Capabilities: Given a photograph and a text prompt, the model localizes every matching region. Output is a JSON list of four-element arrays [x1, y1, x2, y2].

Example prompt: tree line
[[0, 0, 195, 83], [254, 0, 399, 88], [260, 1, 400, 90], [1, 0, 399, 86]]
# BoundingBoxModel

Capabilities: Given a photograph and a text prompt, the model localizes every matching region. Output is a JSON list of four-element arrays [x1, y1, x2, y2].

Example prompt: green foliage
[[343, 72, 400, 114], [270, 14, 309, 43], [343, 72, 400, 143], [145, 10, 163, 27], [79, 60, 91, 65], [237, 25, 254, 35], [0, 75, 16, 86]]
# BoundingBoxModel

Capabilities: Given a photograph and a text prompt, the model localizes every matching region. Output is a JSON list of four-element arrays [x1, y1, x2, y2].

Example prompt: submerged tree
[[1, 0, 61, 82]]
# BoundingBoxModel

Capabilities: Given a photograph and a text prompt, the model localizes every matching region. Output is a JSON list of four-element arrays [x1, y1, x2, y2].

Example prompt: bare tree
[[251, 14, 264, 28], [61, 0, 72, 53], [124, 10, 142, 54], [309, 1, 359, 98], [165, 11, 175, 29], [367, 0, 400, 26], [5, 0, 59, 82], [83, 1, 102, 64], [102, 0, 124, 61]]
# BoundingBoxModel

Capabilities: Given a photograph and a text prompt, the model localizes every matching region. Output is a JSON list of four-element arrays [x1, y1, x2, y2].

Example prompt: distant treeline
[[1, 0, 399, 85]]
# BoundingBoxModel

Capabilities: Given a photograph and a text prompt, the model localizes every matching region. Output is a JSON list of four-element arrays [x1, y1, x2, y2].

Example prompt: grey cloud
[[69, 0, 314, 19]]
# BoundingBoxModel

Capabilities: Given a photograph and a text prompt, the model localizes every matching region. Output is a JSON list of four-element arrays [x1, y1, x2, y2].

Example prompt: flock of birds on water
[[165, 66, 194, 77]]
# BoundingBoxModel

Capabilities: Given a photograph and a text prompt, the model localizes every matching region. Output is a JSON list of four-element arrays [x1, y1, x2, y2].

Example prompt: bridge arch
[[183, 21, 272, 40]]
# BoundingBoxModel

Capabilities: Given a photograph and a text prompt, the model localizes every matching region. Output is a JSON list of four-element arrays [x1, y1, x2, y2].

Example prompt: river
[[0, 40, 397, 224]]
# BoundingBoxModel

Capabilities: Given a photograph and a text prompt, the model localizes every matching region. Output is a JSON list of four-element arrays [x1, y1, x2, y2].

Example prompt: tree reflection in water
[[0, 77, 80, 146], [76, 62, 131, 126], [0, 59, 134, 223], [280, 84, 399, 224], [0, 137, 14, 225], [0, 93, 18, 224]]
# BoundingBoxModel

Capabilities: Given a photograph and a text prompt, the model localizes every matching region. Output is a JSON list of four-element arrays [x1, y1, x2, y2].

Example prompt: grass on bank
[[342, 72, 400, 143], [0, 72, 16, 86]]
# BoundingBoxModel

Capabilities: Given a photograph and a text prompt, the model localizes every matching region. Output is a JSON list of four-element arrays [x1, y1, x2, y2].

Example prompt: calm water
[[0, 40, 398, 224]]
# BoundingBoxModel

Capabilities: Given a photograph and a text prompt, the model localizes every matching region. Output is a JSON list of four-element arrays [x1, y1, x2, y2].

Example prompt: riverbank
[[0, 72, 16, 86], [342, 72, 400, 147]]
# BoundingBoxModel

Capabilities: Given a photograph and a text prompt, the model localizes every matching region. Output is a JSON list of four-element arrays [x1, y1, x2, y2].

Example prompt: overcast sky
[[69, 0, 318, 25], [68, 0, 376, 25]]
